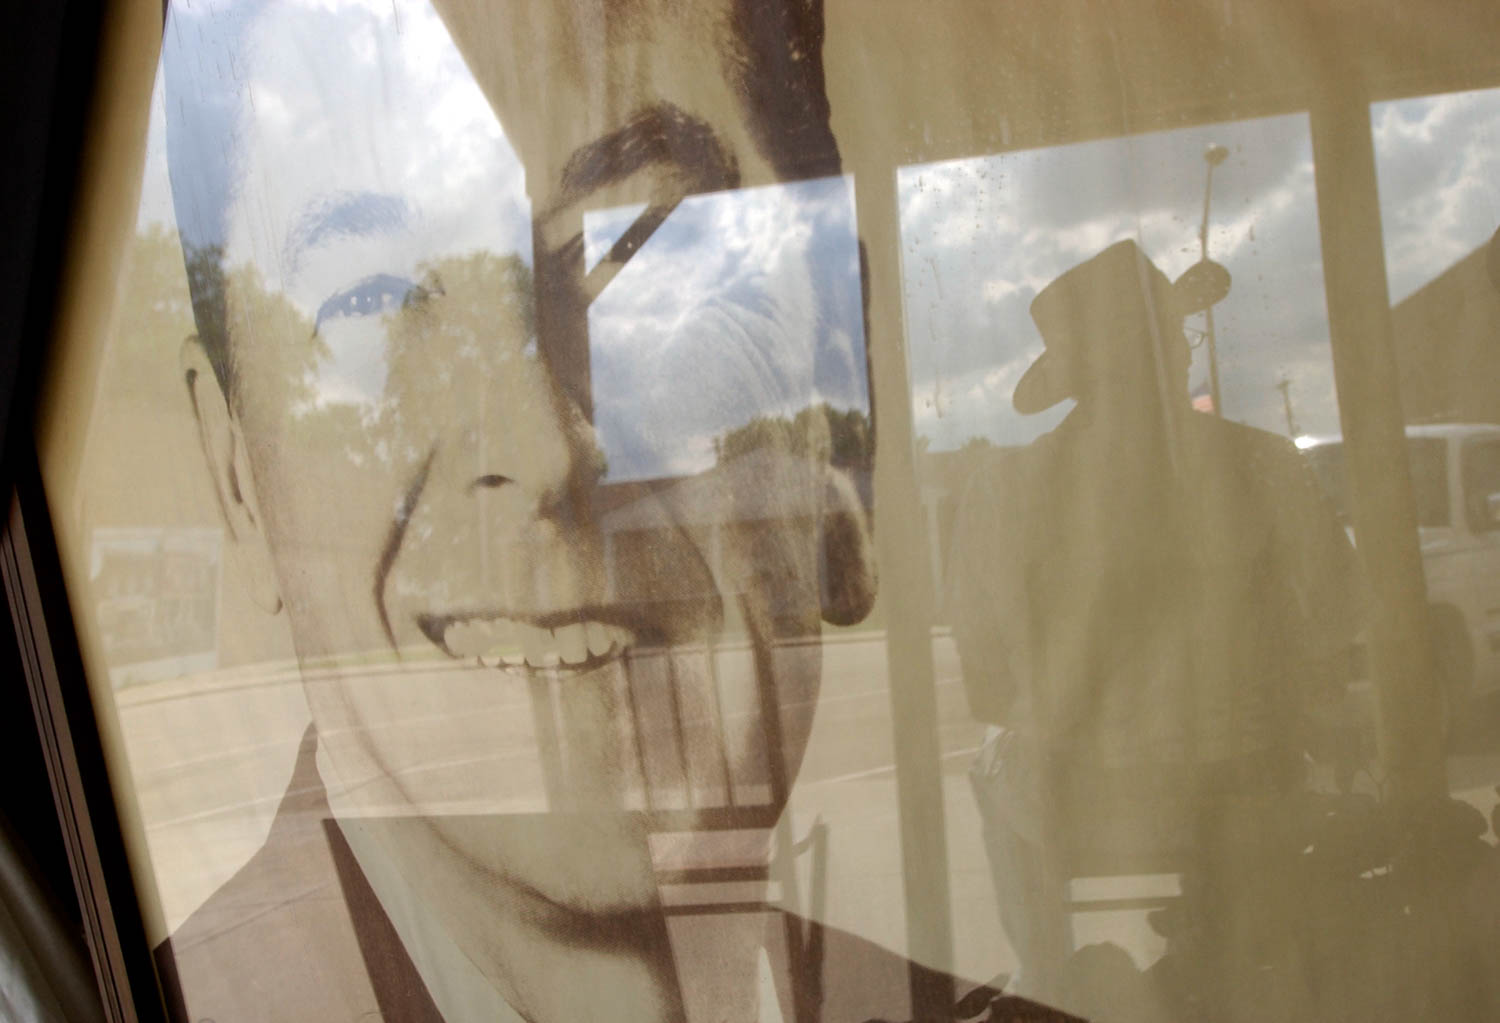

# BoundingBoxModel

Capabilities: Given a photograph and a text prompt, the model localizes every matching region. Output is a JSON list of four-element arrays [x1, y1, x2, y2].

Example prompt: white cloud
[[1374, 86, 1500, 301], [589, 178, 864, 479]]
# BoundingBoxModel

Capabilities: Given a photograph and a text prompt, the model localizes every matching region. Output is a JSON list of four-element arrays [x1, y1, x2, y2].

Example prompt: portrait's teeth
[[520, 622, 554, 667], [480, 619, 518, 665], [490, 618, 517, 651], [443, 620, 479, 656], [444, 615, 632, 670], [470, 618, 502, 650], [585, 621, 612, 657], [556, 623, 587, 665]]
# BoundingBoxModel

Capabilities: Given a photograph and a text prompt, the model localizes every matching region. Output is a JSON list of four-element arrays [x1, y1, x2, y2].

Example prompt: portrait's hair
[[724, 0, 839, 182], [161, 0, 842, 399]]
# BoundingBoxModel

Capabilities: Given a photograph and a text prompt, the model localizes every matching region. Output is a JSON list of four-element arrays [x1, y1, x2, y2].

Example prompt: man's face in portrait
[[173, 0, 870, 992]]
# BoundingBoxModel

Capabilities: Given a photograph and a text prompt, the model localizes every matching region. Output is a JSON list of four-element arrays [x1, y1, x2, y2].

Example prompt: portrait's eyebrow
[[283, 191, 412, 276], [549, 102, 740, 213]]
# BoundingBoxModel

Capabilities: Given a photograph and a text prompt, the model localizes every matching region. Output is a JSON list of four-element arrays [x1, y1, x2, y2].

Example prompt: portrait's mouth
[[415, 611, 638, 675]]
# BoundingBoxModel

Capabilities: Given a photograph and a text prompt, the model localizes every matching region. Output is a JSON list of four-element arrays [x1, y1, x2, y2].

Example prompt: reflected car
[[1299, 423, 1500, 719]]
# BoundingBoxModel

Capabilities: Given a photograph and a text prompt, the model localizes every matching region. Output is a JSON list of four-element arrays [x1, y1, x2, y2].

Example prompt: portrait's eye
[[314, 273, 432, 333]]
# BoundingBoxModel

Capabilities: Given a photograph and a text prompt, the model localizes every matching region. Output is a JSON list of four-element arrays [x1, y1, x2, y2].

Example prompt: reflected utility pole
[[1199, 143, 1229, 417]]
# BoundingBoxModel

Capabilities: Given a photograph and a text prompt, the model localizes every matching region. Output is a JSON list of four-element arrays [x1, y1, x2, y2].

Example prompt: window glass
[[35, 3, 1500, 1022]]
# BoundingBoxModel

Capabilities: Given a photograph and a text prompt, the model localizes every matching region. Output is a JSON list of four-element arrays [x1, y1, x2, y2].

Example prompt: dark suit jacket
[[155, 728, 1078, 1023]]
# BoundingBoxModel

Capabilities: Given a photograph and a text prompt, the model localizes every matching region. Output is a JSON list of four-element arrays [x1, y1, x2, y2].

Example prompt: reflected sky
[[587, 177, 866, 480], [136, 6, 1499, 462], [899, 113, 1340, 450], [143, 1, 867, 483], [162, 1, 532, 271], [1374, 85, 1500, 302], [895, 97, 1497, 452]]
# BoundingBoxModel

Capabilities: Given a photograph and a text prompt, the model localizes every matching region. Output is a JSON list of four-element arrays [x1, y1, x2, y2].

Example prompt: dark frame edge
[[3, 453, 165, 1023]]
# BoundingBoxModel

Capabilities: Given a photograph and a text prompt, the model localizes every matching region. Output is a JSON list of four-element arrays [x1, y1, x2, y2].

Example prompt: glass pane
[[36, 3, 1500, 1022]]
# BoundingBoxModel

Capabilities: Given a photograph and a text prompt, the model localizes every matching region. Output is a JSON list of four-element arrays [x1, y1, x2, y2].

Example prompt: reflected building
[[1392, 236, 1500, 425], [91, 528, 222, 687]]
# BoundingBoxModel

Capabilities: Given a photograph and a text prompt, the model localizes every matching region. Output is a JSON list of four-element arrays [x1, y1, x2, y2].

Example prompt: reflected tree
[[713, 402, 872, 472]]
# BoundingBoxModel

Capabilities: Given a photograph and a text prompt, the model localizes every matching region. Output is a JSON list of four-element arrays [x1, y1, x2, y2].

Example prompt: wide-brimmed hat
[[1012, 239, 1228, 414]]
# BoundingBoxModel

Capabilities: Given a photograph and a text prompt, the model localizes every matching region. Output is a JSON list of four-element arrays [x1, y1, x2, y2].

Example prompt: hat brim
[[1012, 349, 1069, 415], [1016, 239, 1192, 415]]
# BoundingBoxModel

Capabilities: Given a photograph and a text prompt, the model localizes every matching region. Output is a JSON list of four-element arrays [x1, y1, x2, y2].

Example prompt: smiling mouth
[[415, 612, 637, 674]]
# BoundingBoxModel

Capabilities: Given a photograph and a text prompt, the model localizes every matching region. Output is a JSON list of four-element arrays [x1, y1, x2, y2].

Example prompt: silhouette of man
[[948, 239, 1363, 1006]]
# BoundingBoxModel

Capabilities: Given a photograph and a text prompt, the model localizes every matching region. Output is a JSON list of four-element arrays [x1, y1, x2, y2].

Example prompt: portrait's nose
[[463, 365, 605, 522], [426, 249, 603, 516], [373, 248, 615, 622], [378, 346, 606, 620], [494, 233, 604, 521]]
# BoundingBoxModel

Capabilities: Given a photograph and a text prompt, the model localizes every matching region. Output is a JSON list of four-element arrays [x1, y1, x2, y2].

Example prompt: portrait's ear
[[180, 337, 282, 614], [818, 467, 877, 626]]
